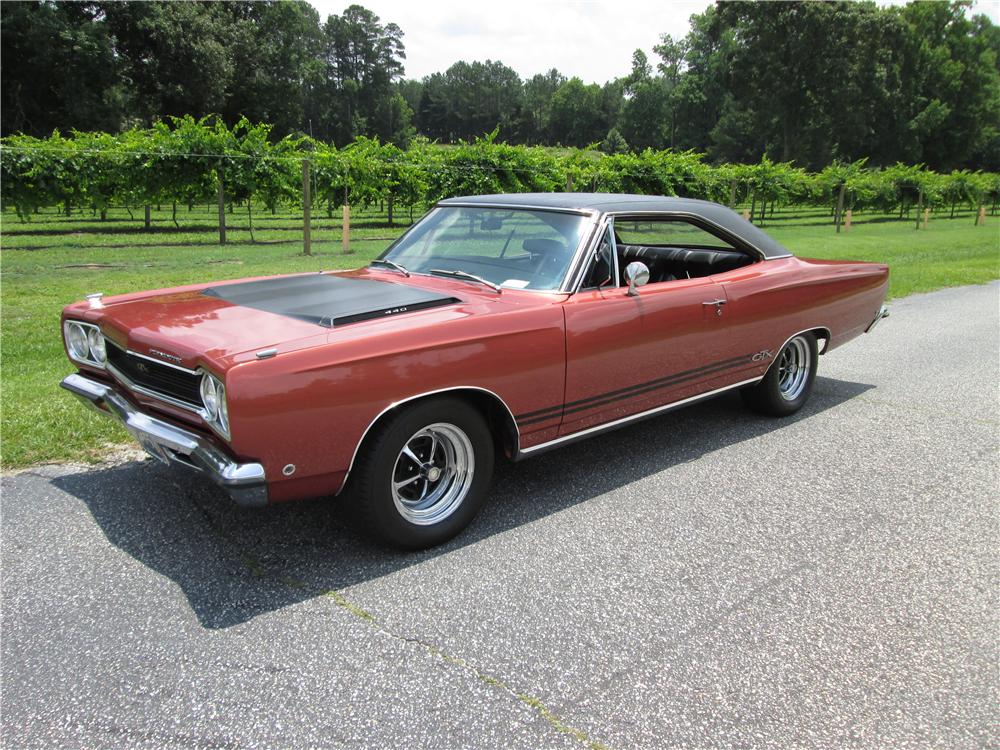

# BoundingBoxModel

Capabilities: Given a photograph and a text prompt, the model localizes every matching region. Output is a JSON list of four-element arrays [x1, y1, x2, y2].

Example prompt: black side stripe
[[516, 353, 753, 426]]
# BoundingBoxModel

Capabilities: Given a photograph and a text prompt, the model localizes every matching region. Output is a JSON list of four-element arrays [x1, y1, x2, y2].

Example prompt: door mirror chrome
[[624, 261, 650, 296]]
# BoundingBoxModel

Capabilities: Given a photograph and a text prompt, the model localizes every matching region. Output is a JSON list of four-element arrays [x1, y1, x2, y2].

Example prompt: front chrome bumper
[[60, 373, 267, 507], [865, 304, 890, 333]]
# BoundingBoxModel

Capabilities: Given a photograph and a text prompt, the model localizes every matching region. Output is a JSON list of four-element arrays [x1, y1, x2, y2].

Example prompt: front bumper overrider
[[60, 373, 267, 507]]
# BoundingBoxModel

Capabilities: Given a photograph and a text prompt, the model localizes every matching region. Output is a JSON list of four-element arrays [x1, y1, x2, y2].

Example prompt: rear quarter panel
[[714, 256, 889, 384]]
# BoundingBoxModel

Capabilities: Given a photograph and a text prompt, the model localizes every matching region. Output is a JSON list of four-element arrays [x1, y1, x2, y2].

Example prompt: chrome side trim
[[865, 305, 889, 333], [341, 386, 521, 491], [516, 376, 763, 458], [60, 374, 266, 507]]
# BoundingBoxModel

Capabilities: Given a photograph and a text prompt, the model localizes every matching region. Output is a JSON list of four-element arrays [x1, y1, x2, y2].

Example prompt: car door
[[559, 218, 751, 436]]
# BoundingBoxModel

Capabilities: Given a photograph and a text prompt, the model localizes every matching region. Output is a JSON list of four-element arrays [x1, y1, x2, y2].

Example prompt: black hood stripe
[[203, 274, 460, 327]]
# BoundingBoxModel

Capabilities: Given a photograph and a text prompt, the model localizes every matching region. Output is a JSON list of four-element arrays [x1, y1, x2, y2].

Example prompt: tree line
[[2, 1, 998, 172], [3, 118, 998, 235]]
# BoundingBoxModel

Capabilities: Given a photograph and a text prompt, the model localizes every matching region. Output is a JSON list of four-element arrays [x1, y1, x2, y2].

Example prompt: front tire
[[741, 332, 818, 416], [348, 397, 495, 549]]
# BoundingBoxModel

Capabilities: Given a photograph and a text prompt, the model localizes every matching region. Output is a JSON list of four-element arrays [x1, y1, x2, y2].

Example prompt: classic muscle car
[[60, 193, 889, 548]]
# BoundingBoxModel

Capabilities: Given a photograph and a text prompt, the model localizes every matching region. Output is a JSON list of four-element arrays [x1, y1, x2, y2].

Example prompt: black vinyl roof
[[438, 193, 793, 260]]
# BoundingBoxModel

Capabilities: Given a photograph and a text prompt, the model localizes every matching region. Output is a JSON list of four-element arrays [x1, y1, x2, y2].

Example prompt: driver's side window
[[580, 225, 617, 290]]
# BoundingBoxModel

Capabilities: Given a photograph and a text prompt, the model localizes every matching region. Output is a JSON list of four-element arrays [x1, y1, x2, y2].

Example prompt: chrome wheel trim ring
[[777, 336, 811, 401], [391, 422, 475, 526]]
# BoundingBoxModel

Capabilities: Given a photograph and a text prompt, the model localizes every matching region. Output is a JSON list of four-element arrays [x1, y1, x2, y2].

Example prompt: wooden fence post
[[922, 207, 930, 230], [144, 205, 151, 230], [741, 208, 750, 221], [914, 188, 923, 230], [342, 203, 351, 255], [976, 205, 986, 225], [217, 172, 226, 246], [566, 174, 574, 192], [302, 159, 312, 257], [844, 209, 852, 232], [834, 183, 846, 233]]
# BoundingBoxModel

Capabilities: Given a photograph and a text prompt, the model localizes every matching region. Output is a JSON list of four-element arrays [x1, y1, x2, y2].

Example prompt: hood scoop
[[202, 274, 460, 328]]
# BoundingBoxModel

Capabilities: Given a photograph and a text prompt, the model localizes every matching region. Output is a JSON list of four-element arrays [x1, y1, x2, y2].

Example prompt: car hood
[[88, 272, 466, 370]]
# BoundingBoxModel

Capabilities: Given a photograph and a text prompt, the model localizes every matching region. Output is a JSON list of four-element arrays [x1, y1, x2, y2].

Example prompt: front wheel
[[741, 332, 818, 416], [347, 397, 495, 549]]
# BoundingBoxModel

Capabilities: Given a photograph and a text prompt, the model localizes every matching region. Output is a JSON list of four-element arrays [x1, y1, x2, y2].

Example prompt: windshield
[[378, 207, 590, 291]]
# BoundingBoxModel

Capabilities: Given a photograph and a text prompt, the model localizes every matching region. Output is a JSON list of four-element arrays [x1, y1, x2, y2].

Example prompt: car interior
[[583, 218, 757, 289], [616, 243, 754, 283]]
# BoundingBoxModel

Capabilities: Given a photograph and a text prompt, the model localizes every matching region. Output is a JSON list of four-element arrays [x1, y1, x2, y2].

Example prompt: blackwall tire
[[348, 397, 494, 549], [740, 332, 818, 417]]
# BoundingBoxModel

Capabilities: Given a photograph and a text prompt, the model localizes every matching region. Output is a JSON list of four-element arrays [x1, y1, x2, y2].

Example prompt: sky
[[308, 0, 1000, 84]]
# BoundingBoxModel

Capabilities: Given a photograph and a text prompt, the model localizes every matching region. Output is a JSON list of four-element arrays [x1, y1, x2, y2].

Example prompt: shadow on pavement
[[52, 376, 874, 629]]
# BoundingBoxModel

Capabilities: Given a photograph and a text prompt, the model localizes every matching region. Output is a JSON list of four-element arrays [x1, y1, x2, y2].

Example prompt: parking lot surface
[[3, 281, 998, 749]]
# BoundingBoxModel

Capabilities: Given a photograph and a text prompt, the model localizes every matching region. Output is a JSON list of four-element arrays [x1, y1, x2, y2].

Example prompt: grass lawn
[[2, 203, 997, 470]]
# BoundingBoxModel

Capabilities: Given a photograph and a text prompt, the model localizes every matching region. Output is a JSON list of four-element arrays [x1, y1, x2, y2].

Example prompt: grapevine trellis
[[3, 116, 998, 245]]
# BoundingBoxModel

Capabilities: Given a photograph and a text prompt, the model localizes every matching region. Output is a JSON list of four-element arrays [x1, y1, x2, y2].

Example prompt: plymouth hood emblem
[[149, 348, 182, 364]]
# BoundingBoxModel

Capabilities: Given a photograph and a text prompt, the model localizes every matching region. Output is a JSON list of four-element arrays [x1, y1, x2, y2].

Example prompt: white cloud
[[307, 0, 1000, 83], [308, 0, 711, 82]]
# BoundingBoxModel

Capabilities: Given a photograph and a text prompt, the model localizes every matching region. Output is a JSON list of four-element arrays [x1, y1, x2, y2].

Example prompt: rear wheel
[[348, 397, 494, 549], [741, 332, 818, 416]]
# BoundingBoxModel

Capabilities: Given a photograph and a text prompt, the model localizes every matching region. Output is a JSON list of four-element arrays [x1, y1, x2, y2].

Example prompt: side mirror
[[624, 261, 650, 296]]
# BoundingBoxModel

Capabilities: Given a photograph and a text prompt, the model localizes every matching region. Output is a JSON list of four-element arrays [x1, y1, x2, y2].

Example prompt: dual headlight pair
[[63, 320, 107, 368], [64, 319, 229, 438], [199, 372, 229, 436]]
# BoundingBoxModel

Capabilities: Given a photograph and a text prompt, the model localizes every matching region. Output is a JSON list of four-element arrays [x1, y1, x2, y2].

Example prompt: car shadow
[[52, 376, 874, 629]]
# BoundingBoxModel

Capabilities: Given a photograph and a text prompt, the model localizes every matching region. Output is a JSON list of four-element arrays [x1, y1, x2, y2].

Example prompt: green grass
[[2, 204, 997, 469]]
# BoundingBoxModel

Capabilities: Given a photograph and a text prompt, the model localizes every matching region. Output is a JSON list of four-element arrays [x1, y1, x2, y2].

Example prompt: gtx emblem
[[752, 350, 774, 362]]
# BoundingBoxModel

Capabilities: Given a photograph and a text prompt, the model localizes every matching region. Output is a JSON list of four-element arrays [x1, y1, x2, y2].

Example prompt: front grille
[[107, 343, 202, 408]]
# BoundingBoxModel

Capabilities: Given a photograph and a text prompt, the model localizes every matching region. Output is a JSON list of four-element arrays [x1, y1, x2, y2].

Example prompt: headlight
[[66, 323, 90, 360], [199, 371, 230, 438], [200, 373, 220, 420], [216, 383, 229, 434], [63, 320, 106, 368], [87, 327, 107, 364]]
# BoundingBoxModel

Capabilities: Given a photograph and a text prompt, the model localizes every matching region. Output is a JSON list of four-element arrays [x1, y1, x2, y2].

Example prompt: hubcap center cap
[[425, 466, 442, 482]]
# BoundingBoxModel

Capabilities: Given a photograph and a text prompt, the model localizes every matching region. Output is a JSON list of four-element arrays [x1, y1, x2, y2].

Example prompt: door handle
[[703, 299, 727, 317]]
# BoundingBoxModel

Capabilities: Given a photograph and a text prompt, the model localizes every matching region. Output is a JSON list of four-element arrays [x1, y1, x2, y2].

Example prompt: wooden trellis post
[[844, 209, 852, 232], [302, 159, 312, 256], [342, 203, 351, 255], [217, 171, 226, 246]]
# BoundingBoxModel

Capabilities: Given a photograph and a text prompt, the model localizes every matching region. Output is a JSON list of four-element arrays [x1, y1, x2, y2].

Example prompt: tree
[[519, 69, 565, 144], [223, 1, 324, 139], [102, 1, 236, 124], [548, 78, 607, 147], [414, 60, 523, 142], [1, 1, 124, 136], [600, 128, 629, 155]]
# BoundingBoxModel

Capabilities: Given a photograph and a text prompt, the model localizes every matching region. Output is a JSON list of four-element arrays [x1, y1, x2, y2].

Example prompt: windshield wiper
[[429, 269, 502, 294], [370, 258, 410, 277]]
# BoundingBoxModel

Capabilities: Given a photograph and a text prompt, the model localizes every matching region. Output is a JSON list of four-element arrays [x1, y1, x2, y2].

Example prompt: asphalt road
[[3, 282, 998, 749]]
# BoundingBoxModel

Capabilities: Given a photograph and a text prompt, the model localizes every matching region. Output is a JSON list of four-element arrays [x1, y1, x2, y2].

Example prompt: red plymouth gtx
[[61, 193, 889, 548]]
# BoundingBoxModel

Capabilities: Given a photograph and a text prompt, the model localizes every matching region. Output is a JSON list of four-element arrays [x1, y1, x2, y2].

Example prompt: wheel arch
[[764, 326, 829, 377], [342, 386, 519, 491]]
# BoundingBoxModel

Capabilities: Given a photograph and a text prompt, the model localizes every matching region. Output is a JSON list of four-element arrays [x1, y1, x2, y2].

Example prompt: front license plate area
[[130, 429, 171, 465]]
